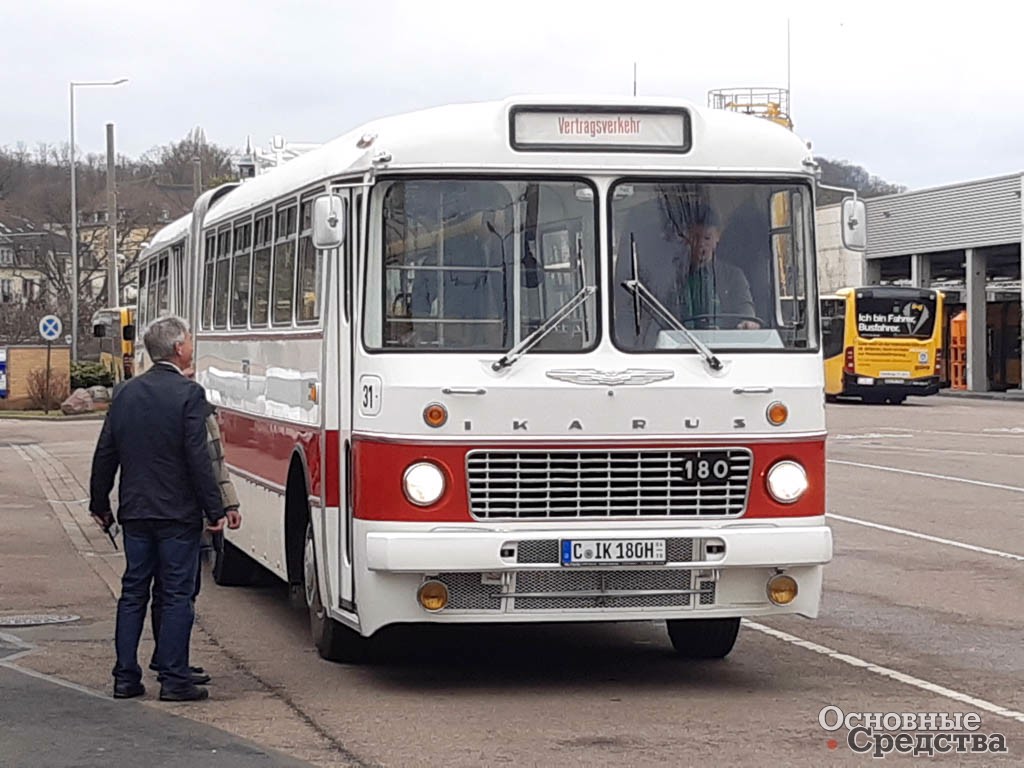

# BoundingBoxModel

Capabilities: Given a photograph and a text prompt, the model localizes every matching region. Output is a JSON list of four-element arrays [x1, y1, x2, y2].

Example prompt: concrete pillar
[[965, 248, 988, 392], [1019, 175, 1024, 392], [862, 258, 882, 285], [911, 253, 931, 288]]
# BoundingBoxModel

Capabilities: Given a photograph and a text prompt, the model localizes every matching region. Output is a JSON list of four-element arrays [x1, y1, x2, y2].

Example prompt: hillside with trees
[[815, 157, 905, 205]]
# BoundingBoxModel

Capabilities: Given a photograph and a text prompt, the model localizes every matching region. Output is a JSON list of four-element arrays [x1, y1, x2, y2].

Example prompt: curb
[[0, 412, 106, 421], [937, 391, 1024, 402]]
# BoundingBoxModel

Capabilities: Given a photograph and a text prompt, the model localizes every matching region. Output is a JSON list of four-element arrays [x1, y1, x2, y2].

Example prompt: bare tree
[[143, 127, 235, 193]]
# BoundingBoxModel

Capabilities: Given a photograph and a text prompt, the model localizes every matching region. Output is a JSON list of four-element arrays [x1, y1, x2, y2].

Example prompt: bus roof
[[826, 286, 941, 300], [139, 212, 192, 262], [202, 95, 814, 230]]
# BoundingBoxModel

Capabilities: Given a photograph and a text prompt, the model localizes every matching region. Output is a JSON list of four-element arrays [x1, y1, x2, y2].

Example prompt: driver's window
[[771, 190, 808, 330]]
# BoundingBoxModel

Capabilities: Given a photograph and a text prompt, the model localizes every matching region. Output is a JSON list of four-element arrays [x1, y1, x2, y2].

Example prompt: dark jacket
[[89, 363, 225, 526]]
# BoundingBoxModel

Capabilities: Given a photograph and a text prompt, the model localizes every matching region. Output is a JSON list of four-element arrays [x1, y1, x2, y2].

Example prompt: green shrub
[[71, 361, 114, 390]]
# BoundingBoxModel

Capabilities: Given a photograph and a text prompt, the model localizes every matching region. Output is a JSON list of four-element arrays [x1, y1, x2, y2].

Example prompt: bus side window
[[202, 233, 216, 328], [251, 213, 272, 327], [156, 256, 169, 317], [137, 265, 149, 327], [348, 193, 359, 324], [147, 261, 158, 323], [213, 227, 232, 328], [231, 220, 252, 328], [296, 199, 321, 324], [821, 299, 845, 358], [272, 204, 297, 326]]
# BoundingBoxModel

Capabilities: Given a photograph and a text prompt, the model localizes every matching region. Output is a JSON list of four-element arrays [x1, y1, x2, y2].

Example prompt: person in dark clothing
[[89, 315, 242, 701], [149, 396, 241, 686]]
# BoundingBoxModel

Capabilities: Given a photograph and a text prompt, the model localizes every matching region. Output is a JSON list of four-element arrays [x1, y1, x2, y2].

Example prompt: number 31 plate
[[561, 539, 667, 566]]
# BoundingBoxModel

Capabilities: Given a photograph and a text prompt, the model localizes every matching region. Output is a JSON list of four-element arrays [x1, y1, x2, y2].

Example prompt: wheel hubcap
[[303, 530, 317, 608]]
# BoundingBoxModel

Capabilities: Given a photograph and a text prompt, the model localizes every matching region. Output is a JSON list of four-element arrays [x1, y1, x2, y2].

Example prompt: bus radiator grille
[[466, 449, 752, 520]]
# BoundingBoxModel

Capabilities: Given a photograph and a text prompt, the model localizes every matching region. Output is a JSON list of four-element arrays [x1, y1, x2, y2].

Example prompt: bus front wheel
[[666, 617, 740, 659], [303, 521, 368, 663]]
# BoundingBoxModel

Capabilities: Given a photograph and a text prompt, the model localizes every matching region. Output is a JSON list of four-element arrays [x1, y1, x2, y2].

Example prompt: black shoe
[[159, 685, 209, 702], [153, 671, 211, 685], [150, 664, 210, 684], [113, 682, 146, 699], [149, 663, 205, 675]]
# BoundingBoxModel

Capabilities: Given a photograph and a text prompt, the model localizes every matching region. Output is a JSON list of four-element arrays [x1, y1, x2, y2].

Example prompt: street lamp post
[[69, 78, 127, 363]]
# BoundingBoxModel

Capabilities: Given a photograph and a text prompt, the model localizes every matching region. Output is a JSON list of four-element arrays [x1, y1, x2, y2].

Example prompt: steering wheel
[[678, 313, 766, 330]]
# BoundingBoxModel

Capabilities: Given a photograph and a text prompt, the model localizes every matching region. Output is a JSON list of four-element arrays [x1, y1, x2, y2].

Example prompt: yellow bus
[[91, 305, 137, 382], [821, 286, 943, 404]]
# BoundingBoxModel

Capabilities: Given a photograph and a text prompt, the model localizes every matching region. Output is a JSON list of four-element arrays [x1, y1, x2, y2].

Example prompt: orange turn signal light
[[766, 401, 788, 426], [423, 402, 448, 428]]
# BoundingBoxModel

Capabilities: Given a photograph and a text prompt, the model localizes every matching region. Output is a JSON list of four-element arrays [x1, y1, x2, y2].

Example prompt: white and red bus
[[135, 96, 839, 661]]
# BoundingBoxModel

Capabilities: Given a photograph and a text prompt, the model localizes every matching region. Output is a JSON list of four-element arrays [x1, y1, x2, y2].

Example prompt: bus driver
[[670, 207, 760, 330]]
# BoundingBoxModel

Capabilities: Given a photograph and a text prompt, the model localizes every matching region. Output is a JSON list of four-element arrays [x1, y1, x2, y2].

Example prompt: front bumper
[[366, 523, 832, 572], [352, 520, 832, 634]]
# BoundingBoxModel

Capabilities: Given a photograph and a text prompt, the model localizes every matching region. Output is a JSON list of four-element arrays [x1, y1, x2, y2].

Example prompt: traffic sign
[[39, 315, 63, 342]]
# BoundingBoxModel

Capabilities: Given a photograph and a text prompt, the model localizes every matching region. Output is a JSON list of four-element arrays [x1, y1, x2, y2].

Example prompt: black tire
[[304, 521, 368, 663], [666, 618, 741, 659], [212, 533, 258, 587], [888, 396, 907, 405]]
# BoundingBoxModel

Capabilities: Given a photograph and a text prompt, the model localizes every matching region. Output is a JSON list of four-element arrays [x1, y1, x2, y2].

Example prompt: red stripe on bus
[[216, 409, 334, 505], [352, 436, 826, 522]]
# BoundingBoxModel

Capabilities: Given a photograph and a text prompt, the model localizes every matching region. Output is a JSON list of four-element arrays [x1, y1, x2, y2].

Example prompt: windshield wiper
[[623, 235, 723, 372], [491, 286, 596, 371]]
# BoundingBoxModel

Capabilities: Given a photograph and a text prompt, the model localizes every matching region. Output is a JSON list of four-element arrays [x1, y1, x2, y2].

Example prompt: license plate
[[884, 379, 905, 384], [561, 539, 667, 566]]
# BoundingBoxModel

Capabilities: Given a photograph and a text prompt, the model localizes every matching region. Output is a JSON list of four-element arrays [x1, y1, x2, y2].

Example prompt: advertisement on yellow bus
[[822, 286, 943, 404]]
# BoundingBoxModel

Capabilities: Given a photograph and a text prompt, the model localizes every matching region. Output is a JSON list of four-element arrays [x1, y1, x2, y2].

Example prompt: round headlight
[[766, 461, 808, 504], [403, 462, 446, 506]]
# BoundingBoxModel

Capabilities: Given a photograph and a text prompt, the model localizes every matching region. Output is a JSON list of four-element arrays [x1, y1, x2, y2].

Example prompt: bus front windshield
[[611, 180, 816, 353], [365, 178, 598, 352]]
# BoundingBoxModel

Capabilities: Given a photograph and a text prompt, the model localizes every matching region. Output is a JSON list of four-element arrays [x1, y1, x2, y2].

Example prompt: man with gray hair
[[90, 316, 242, 702]]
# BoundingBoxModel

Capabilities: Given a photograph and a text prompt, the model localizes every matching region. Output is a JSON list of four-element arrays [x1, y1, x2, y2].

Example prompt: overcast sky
[[2, 1, 1020, 190]]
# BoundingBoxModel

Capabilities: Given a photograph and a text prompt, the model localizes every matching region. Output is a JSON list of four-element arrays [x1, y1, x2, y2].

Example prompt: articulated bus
[[822, 286, 943, 404], [91, 305, 137, 382], [135, 96, 842, 662]]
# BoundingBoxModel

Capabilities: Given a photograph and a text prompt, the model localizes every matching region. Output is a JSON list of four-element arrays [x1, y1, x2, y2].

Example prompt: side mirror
[[93, 323, 107, 338], [841, 197, 867, 252], [123, 324, 135, 342], [312, 195, 345, 249]]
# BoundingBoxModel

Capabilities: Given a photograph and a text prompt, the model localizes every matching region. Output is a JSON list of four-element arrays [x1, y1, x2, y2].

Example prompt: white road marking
[[833, 427, 1024, 439], [835, 444, 1024, 459], [830, 433, 912, 441], [828, 459, 1024, 494], [827, 513, 1024, 563], [744, 620, 1024, 726], [0, 660, 109, 700]]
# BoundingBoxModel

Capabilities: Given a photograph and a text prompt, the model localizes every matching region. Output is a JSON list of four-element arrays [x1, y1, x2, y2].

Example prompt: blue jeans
[[113, 520, 202, 692], [149, 546, 203, 674]]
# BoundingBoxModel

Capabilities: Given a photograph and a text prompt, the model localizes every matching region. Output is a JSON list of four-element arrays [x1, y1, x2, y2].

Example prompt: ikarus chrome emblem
[[545, 369, 675, 386]]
